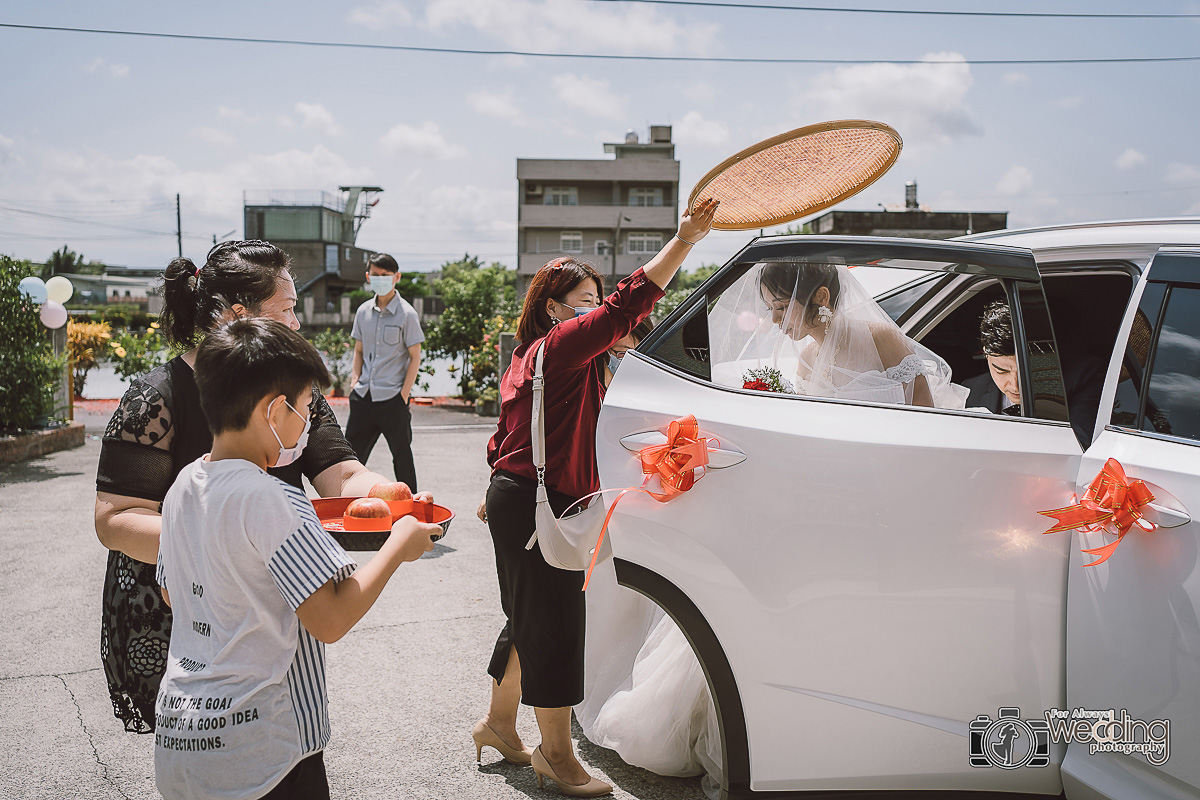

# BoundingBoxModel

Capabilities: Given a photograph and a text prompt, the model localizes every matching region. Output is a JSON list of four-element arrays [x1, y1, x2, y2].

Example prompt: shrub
[[308, 328, 354, 396], [109, 322, 170, 380], [0, 257, 61, 432], [68, 319, 112, 397]]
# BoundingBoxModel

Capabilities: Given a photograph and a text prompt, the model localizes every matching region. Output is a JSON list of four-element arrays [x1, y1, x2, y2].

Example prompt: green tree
[[657, 263, 721, 320], [43, 246, 106, 277], [425, 254, 517, 398], [0, 256, 61, 431], [395, 272, 431, 301]]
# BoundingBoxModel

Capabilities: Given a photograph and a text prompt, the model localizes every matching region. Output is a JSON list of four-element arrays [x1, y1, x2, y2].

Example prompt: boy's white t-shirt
[[154, 456, 356, 800]]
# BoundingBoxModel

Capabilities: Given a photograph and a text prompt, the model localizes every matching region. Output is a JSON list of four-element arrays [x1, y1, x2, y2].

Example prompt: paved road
[[0, 405, 707, 800]]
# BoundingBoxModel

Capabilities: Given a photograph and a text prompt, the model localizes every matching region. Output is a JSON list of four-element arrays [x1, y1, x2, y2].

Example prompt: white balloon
[[45, 275, 74, 304], [40, 300, 68, 329]]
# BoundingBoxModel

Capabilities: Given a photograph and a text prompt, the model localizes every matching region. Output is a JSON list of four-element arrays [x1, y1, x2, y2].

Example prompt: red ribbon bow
[[1039, 458, 1156, 567], [582, 415, 712, 590]]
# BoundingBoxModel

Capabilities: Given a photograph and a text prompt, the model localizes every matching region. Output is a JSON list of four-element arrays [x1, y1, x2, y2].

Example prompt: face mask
[[573, 306, 597, 318], [369, 275, 395, 296], [269, 397, 311, 468], [608, 352, 622, 374]]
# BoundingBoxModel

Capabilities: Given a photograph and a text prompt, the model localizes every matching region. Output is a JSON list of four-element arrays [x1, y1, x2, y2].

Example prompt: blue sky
[[2, 0, 1199, 272]]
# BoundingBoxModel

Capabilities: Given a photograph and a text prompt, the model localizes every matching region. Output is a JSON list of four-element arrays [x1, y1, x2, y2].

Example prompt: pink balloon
[[40, 300, 68, 329]]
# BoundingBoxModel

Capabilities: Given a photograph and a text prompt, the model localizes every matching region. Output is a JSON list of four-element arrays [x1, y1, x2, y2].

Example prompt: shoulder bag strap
[[530, 339, 547, 488]]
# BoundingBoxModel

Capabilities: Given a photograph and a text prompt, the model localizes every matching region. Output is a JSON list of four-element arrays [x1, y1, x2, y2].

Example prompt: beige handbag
[[523, 339, 613, 571]]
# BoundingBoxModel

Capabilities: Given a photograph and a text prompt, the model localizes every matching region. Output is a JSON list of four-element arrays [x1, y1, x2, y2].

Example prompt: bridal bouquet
[[742, 366, 794, 394]]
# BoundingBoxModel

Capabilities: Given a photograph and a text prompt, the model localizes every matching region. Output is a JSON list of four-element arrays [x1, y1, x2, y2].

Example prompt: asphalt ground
[[0, 403, 707, 800]]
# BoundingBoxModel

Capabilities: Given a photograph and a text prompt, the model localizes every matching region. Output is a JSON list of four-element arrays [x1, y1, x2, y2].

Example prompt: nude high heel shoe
[[473, 720, 534, 765], [531, 746, 612, 797]]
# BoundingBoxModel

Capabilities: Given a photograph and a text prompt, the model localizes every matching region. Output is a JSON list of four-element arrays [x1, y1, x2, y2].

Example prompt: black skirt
[[486, 470, 586, 708]]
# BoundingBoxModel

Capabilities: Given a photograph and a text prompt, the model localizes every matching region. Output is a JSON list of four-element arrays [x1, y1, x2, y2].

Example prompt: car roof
[[957, 217, 1200, 267]]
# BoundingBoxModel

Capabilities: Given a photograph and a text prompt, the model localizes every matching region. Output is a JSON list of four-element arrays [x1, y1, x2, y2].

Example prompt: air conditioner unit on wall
[[528, 184, 543, 195]]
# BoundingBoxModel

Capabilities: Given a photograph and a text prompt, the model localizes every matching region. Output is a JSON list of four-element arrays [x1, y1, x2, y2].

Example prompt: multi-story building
[[516, 126, 679, 295], [243, 187, 383, 307]]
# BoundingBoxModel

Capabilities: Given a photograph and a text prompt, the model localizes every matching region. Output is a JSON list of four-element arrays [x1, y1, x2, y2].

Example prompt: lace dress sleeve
[[96, 379, 175, 503], [299, 385, 358, 481], [883, 353, 931, 385]]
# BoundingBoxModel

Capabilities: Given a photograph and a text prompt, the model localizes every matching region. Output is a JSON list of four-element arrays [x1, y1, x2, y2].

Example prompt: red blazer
[[487, 268, 663, 500]]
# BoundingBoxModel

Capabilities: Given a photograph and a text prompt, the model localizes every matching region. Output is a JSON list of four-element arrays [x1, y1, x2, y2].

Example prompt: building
[[243, 187, 383, 306], [516, 126, 680, 295], [807, 181, 1007, 239]]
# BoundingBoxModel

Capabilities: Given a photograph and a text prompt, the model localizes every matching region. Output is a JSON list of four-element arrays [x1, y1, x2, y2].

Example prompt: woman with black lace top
[[94, 241, 406, 733]]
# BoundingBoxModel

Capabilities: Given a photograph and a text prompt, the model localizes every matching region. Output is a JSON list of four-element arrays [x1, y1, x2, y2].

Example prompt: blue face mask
[[608, 352, 622, 374], [573, 305, 597, 318]]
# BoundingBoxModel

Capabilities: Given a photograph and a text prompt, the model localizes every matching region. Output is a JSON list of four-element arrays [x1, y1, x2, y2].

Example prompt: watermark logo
[[970, 708, 1051, 769], [970, 707, 1170, 768]]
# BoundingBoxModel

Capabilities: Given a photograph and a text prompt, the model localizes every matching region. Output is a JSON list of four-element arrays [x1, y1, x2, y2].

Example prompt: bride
[[576, 259, 966, 796]]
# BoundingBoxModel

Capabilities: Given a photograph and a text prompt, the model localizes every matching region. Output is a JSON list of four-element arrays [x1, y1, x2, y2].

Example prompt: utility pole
[[176, 193, 182, 258]]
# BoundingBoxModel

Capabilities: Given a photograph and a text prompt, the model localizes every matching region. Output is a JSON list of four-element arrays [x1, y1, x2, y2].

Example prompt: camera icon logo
[[969, 707, 1050, 769]]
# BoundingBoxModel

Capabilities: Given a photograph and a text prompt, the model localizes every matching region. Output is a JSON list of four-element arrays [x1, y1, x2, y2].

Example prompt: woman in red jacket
[[472, 199, 717, 795]]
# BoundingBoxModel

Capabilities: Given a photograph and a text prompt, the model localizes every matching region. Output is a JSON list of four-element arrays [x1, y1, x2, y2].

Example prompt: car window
[[876, 273, 943, 323], [1139, 285, 1200, 442], [644, 258, 1067, 419], [1109, 282, 1166, 430]]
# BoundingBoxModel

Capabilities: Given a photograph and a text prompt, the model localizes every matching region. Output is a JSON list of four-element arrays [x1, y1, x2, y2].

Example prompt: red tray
[[310, 497, 453, 550]]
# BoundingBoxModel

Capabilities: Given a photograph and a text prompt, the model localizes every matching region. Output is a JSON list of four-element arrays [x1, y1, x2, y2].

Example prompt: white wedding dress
[[576, 261, 966, 795], [576, 560, 724, 797]]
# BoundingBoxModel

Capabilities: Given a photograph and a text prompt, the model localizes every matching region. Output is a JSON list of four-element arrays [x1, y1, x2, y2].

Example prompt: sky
[[2, 0, 1200, 273]]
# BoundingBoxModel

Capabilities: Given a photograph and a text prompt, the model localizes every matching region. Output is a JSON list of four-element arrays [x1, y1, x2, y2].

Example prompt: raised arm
[[643, 198, 718, 290], [548, 199, 719, 366]]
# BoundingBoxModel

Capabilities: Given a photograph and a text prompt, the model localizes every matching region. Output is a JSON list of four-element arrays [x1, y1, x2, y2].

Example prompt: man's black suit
[[961, 358, 1106, 445]]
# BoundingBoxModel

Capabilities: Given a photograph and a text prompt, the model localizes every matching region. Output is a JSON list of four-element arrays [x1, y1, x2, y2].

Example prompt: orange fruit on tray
[[310, 497, 455, 551]]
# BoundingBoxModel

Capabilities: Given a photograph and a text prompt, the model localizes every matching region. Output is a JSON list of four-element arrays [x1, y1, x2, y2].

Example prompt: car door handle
[[619, 430, 747, 469], [1143, 501, 1191, 529]]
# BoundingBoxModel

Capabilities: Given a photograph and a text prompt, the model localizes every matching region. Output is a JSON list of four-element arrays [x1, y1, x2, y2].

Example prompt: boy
[[154, 318, 439, 800]]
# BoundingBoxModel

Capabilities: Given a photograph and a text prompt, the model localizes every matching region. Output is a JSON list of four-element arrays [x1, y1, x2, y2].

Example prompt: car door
[[1062, 248, 1200, 800], [596, 236, 1082, 797]]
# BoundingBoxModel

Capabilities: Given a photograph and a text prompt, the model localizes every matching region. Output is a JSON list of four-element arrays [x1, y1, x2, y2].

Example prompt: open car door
[[1062, 247, 1200, 800], [596, 237, 1082, 797]]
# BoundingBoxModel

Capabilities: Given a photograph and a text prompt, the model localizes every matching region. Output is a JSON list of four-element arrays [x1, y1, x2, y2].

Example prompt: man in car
[[965, 300, 1105, 444]]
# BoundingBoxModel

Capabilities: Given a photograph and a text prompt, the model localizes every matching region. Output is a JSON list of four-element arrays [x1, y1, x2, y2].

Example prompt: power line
[[0, 203, 182, 237], [587, 0, 1200, 19], [2, 22, 1199, 65]]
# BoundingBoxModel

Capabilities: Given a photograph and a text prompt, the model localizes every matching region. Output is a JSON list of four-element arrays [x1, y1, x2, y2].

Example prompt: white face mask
[[369, 275, 395, 296], [269, 397, 311, 468]]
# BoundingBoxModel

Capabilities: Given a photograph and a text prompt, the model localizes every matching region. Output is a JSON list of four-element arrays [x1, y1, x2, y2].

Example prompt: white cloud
[[275, 114, 296, 130], [1165, 162, 1200, 184], [217, 106, 259, 124], [349, 0, 718, 54], [673, 110, 729, 148], [1114, 148, 1146, 170], [552, 73, 625, 120], [347, 0, 414, 27], [1055, 96, 1084, 109], [804, 52, 980, 148], [1002, 72, 1029, 86], [85, 57, 130, 78], [195, 127, 238, 149], [997, 165, 1033, 196], [467, 88, 524, 125], [379, 121, 466, 159], [294, 102, 344, 137]]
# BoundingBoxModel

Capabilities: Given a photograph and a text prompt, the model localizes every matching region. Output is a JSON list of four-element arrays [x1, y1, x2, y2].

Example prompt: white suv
[[596, 218, 1200, 799]]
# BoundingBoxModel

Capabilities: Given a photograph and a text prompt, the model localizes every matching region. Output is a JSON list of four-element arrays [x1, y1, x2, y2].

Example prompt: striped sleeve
[[156, 552, 167, 591], [268, 484, 357, 610]]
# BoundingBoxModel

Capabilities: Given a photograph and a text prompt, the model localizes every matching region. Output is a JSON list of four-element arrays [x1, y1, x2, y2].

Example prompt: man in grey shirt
[[346, 253, 425, 489]]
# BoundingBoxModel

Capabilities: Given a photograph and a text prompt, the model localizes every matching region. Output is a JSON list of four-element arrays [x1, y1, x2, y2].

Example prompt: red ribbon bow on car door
[[1038, 458, 1156, 566]]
